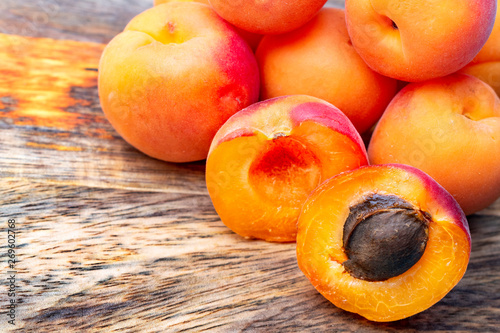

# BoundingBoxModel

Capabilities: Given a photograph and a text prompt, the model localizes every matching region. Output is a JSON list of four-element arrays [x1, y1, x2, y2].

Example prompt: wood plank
[[2, 179, 499, 332], [0, 0, 152, 43], [476, 196, 500, 217], [0, 33, 206, 195]]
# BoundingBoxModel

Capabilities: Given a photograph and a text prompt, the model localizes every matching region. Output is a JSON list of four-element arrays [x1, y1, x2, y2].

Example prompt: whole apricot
[[368, 74, 500, 215], [345, 0, 496, 81], [98, 2, 259, 162], [256, 8, 398, 134]]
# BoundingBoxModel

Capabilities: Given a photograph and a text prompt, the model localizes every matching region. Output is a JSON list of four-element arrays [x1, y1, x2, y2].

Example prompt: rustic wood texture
[[0, 33, 206, 195], [0, 0, 499, 331]]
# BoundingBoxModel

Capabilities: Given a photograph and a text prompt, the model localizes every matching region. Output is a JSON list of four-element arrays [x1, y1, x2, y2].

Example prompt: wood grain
[[0, 33, 206, 195], [0, 0, 499, 331], [0, 0, 152, 44], [2, 179, 499, 332]]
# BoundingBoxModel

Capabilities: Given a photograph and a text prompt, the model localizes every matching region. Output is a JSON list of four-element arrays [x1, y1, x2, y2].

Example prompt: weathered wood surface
[[0, 0, 499, 331]]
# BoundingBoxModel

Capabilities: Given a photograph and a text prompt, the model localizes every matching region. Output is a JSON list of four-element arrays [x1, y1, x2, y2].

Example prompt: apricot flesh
[[248, 136, 322, 208], [296, 164, 471, 322], [206, 95, 368, 242]]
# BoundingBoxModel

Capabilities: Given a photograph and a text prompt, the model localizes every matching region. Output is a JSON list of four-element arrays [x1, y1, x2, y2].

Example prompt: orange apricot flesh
[[206, 95, 368, 242], [297, 164, 471, 322]]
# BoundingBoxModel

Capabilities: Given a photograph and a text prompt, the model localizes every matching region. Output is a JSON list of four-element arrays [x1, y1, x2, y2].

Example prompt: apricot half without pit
[[206, 95, 368, 242], [296, 164, 471, 322]]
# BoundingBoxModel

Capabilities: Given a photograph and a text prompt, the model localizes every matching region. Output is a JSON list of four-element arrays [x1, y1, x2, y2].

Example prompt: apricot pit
[[296, 164, 471, 322], [342, 194, 430, 282]]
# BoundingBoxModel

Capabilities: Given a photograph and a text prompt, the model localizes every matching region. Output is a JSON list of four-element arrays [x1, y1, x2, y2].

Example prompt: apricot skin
[[460, 8, 500, 96], [368, 74, 500, 215], [256, 8, 398, 134], [206, 95, 368, 242], [296, 164, 471, 322], [155, 0, 210, 4], [345, 0, 496, 81], [98, 2, 259, 162], [153, 0, 263, 51], [208, 0, 328, 35]]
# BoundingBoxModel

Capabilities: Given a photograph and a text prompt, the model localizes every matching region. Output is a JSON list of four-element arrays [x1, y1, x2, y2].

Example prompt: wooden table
[[1, 0, 499, 331]]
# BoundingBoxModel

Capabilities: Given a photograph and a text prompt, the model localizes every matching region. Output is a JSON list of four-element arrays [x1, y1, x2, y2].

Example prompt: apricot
[[460, 8, 500, 96], [206, 95, 368, 242], [98, 2, 259, 162], [256, 8, 398, 134], [155, 0, 210, 4], [153, 0, 263, 51], [368, 74, 500, 215], [345, 0, 496, 81], [208, 0, 327, 35], [296, 164, 471, 322]]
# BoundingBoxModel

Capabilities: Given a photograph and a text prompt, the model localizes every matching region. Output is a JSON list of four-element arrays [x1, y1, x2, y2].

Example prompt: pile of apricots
[[98, 0, 500, 322]]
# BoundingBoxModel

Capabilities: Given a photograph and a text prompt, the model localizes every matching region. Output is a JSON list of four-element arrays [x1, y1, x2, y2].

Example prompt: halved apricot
[[296, 164, 471, 321], [206, 95, 368, 242]]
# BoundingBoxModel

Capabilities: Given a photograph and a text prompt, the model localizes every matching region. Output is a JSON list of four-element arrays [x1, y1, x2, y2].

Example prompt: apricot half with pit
[[296, 164, 471, 322], [206, 95, 368, 242]]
